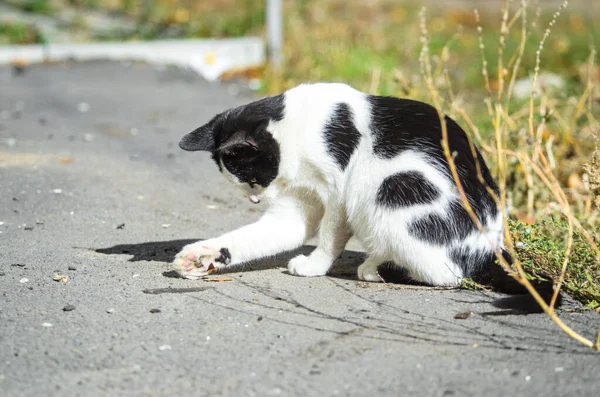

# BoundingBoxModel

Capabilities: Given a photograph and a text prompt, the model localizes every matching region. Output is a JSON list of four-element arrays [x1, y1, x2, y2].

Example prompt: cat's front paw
[[173, 243, 231, 280], [288, 254, 329, 277]]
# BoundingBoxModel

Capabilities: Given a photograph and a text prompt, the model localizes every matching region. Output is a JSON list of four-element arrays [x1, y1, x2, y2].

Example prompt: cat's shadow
[[93, 239, 548, 313], [93, 239, 411, 282]]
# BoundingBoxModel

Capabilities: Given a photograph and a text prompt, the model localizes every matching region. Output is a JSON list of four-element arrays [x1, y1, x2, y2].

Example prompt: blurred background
[[1, 0, 599, 306], [0, 1, 598, 93]]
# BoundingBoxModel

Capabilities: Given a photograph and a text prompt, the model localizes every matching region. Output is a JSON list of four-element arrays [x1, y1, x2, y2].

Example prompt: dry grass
[[418, 0, 599, 350]]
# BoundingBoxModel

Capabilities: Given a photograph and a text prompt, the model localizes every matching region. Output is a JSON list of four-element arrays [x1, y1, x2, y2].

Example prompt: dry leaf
[[59, 157, 73, 164], [454, 311, 472, 320], [203, 277, 233, 282], [52, 273, 69, 283]]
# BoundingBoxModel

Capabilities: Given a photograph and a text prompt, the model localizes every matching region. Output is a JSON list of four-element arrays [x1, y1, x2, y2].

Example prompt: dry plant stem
[[528, 0, 569, 139], [369, 67, 381, 95], [505, 148, 600, 260], [587, 48, 597, 113], [504, 0, 528, 108], [420, 9, 509, 274], [474, 9, 492, 97], [496, 0, 512, 103], [418, 4, 600, 350]]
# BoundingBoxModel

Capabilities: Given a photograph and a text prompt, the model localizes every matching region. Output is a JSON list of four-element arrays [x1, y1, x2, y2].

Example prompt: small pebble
[[68, 266, 77, 271], [77, 102, 90, 113], [24, 226, 33, 231], [150, 308, 161, 313], [106, 308, 115, 314], [52, 274, 69, 283], [6, 138, 17, 148], [555, 367, 564, 372], [158, 345, 171, 351], [63, 304, 76, 312], [116, 223, 125, 230], [161, 224, 170, 228], [257, 316, 263, 321], [132, 274, 140, 278], [83, 133, 94, 142], [525, 376, 531, 382], [52, 189, 63, 194], [454, 311, 472, 320], [19, 278, 29, 283], [42, 322, 53, 327], [0, 221, 4, 225]]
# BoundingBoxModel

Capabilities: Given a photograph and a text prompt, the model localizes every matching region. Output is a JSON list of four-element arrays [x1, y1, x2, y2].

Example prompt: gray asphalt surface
[[1, 62, 599, 397]]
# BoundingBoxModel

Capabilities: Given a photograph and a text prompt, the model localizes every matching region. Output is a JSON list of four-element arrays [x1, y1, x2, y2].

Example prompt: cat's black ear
[[180, 112, 229, 152], [217, 130, 258, 154], [179, 123, 215, 151]]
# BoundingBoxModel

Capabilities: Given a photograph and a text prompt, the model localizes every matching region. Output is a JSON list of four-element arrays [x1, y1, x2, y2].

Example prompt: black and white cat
[[172, 83, 507, 287]]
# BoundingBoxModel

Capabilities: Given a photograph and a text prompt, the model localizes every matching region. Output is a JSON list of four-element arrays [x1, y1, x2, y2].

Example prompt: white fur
[[173, 83, 503, 285]]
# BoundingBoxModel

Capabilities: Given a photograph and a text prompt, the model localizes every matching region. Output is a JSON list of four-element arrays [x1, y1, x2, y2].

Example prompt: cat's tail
[[470, 249, 562, 312]]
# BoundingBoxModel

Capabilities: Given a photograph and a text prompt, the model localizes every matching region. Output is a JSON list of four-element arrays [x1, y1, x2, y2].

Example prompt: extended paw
[[357, 262, 383, 282], [173, 243, 231, 280], [288, 254, 329, 277]]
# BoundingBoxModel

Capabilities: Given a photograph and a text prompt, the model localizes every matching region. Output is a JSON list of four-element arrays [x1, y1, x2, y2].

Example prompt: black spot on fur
[[408, 201, 479, 245], [449, 246, 495, 278], [377, 171, 440, 208], [323, 103, 361, 170], [409, 213, 457, 245], [376, 262, 426, 285], [216, 247, 231, 265], [368, 95, 499, 233]]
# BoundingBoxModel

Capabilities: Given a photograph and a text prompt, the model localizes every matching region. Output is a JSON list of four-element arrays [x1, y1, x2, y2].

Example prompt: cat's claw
[[288, 254, 329, 277], [173, 244, 231, 280]]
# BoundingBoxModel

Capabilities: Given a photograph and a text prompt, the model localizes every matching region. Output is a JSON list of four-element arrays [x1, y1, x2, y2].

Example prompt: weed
[[0, 23, 43, 45], [510, 218, 600, 308]]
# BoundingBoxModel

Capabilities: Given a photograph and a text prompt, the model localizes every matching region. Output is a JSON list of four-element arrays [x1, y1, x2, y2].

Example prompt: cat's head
[[179, 95, 284, 204]]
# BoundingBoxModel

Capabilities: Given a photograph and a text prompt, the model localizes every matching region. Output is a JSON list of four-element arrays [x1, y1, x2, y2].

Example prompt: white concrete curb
[[0, 37, 265, 81]]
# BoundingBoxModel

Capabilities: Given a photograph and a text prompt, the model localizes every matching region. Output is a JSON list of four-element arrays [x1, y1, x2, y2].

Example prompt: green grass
[[6, 0, 54, 15], [510, 218, 600, 309], [0, 22, 43, 44]]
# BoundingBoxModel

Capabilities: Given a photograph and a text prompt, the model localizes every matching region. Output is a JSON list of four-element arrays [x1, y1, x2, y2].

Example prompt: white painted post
[[266, 0, 283, 68]]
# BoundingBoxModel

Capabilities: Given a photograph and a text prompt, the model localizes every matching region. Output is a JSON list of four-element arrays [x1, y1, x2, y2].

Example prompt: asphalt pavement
[[1, 62, 599, 397]]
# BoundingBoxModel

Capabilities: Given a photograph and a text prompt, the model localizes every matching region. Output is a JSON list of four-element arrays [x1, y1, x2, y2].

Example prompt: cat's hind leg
[[357, 256, 385, 282]]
